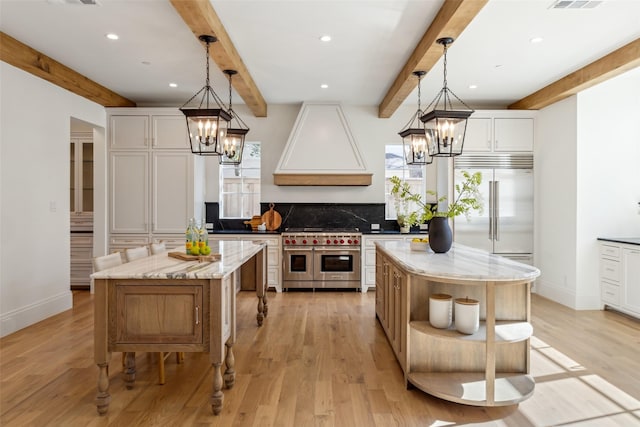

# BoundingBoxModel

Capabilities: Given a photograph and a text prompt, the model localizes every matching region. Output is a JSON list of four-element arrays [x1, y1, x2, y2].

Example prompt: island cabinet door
[[111, 283, 204, 345]]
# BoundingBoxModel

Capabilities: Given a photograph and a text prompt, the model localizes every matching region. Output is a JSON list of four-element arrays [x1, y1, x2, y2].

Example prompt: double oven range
[[282, 228, 361, 290]]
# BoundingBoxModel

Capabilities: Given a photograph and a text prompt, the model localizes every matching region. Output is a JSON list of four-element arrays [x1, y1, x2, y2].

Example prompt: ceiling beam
[[509, 38, 640, 110], [378, 0, 488, 119], [0, 32, 135, 107], [170, 0, 267, 117]]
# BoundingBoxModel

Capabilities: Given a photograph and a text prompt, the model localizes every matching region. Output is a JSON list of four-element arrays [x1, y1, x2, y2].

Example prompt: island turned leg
[[124, 351, 136, 389], [210, 362, 224, 415], [257, 296, 264, 326], [95, 362, 111, 415], [223, 342, 236, 389], [263, 292, 268, 317]]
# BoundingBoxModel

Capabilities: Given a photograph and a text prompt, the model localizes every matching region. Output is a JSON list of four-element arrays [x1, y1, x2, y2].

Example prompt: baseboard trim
[[0, 291, 73, 338], [535, 280, 576, 309]]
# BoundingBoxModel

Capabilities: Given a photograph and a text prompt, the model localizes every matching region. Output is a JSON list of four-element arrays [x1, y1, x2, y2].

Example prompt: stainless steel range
[[282, 228, 361, 290]]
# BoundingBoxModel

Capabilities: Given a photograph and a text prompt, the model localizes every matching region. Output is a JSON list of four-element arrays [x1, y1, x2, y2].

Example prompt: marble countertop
[[92, 240, 265, 280], [597, 237, 640, 246], [375, 241, 540, 282]]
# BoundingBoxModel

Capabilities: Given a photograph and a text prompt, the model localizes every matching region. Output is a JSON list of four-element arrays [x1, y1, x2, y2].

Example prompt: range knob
[[340, 239, 345, 244], [313, 239, 318, 244], [284, 239, 290, 244], [347, 239, 352, 244], [326, 239, 331, 244], [302, 239, 307, 244], [333, 239, 339, 244], [291, 239, 297, 245], [354, 239, 359, 245]]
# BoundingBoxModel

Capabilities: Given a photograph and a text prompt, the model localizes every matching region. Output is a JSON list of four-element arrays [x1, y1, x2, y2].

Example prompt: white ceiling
[[1, 0, 639, 116]]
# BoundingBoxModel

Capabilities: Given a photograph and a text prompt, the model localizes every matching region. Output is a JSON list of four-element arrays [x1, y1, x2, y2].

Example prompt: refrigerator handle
[[494, 180, 500, 241], [488, 180, 493, 240]]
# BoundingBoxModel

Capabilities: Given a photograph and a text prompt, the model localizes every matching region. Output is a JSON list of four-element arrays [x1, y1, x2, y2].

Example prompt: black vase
[[429, 216, 452, 253]]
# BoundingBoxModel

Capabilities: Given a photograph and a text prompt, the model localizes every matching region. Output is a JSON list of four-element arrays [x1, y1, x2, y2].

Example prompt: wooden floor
[[1, 290, 639, 427]]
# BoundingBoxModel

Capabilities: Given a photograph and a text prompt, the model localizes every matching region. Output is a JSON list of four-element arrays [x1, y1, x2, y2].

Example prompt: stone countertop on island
[[597, 237, 640, 246], [92, 240, 265, 280], [374, 241, 540, 282]]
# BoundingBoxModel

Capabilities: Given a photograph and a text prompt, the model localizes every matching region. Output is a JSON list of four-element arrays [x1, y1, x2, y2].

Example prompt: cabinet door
[[152, 115, 190, 149], [494, 118, 533, 152], [375, 252, 385, 320], [113, 284, 203, 344], [110, 152, 149, 233], [622, 248, 640, 315], [152, 152, 194, 233], [110, 115, 149, 149], [462, 118, 492, 152]]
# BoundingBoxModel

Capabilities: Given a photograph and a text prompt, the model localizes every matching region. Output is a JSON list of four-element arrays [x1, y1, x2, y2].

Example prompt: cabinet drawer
[[600, 259, 620, 282], [600, 244, 620, 260], [601, 281, 620, 306], [110, 235, 149, 245]]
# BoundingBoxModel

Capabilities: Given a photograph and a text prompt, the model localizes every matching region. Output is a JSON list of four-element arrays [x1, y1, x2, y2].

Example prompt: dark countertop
[[207, 229, 281, 235], [597, 237, 640, 246], [363, 230, 428, 235]]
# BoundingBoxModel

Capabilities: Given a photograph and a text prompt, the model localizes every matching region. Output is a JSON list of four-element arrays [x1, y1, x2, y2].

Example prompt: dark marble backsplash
[[205, 202, 409, 232]]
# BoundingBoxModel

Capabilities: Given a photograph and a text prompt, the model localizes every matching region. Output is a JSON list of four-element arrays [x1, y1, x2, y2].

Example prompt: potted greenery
[[390, 170, 483, 252]]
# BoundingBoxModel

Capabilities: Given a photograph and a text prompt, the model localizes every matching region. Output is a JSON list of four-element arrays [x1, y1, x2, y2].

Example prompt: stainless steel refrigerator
[[453, 154, 533, 264]]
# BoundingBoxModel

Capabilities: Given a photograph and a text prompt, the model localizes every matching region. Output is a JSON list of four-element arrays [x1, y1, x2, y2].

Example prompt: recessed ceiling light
[[469, 84, 478, 89], [105, 33, 119, 40], [169, 83, 178, 88], [320, 84, 329, 89], [530, 37, 543, 44], [319, 35, 331, 42]]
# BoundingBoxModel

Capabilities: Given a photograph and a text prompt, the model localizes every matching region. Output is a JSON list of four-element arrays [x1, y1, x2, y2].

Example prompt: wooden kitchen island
[[374, 241, 540, 407], [92, 240, 267, 416]]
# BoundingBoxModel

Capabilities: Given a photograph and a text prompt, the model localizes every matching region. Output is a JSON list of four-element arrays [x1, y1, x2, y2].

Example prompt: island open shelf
[[374, 241, 540, 407]]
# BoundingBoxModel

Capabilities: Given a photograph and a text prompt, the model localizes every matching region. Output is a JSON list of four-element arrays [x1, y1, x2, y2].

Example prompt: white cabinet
[[622, 247, 640, 316], [208, 234, 282, 292], [599, 241, 640, 319], [109, 114, 189, 150], [463, 114, 534, 153], [107, 108, 202, 257], [361, 234, 420, 293]]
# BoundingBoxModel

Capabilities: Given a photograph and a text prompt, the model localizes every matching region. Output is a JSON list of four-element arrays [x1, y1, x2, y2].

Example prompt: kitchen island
[[374, 241, 540, 407], [92, 240, 267, 416]]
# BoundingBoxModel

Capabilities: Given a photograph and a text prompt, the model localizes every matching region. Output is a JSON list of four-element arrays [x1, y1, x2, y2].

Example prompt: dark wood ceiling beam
[[509, 38, 640, 110], [0, 31, 135, 107], [378, 0, 488, 119], [170, 0, 267, 117]]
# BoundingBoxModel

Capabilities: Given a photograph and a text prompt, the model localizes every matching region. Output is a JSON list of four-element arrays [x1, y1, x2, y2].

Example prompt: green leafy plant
[[390, 170, 483, 227]]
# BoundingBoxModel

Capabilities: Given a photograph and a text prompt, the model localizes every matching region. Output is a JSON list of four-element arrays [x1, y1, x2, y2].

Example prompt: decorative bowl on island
[[410, 237, 429, 251]]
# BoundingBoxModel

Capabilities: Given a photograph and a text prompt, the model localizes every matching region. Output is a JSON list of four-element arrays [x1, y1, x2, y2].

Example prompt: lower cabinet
[[113, 283, 205, 346], [599, 241, 640, 319]]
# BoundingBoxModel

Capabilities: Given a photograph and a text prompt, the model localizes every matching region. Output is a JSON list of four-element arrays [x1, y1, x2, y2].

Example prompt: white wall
[[535, 67, 640, 309], [204, 103, 437, 204], [575, 67, 640, 309], [0, 63, 106, 337]]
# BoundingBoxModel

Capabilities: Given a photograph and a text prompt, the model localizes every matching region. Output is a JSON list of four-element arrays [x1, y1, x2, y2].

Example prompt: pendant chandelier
[[219, 69, 249, 165], [420, 37, 474, 157], [398, 71, 433, 165], [180, 35, 232, 156]]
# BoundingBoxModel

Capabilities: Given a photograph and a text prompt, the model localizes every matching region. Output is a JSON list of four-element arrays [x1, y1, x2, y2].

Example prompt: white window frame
[[219, 142, 261, 218], [385, 144, 427, 220]]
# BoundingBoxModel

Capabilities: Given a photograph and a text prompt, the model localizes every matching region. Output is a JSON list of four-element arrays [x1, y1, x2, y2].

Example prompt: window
[[385, 144, 426, 220], [220, 142, 261, 218]]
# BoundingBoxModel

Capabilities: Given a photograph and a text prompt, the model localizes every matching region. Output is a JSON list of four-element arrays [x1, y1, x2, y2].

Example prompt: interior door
[[453, 168, 493, 253], [493, 168, 533, 254]]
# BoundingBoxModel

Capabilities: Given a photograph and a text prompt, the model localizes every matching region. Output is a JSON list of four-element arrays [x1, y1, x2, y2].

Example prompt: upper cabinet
[[463, 113, 535, 153], [110, 113, 189, 150], [70, 133, 93, 214]]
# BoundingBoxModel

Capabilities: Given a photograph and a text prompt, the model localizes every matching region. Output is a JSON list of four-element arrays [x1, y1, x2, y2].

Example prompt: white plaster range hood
[[273, 102, 372, 186]]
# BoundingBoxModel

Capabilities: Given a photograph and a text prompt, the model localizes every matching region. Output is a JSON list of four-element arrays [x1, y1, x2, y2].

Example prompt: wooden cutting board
[[262, 203, 282, 231]]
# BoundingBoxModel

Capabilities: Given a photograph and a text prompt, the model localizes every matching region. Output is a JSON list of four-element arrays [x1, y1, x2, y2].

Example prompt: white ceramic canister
[[429, 293, 452, 329], [454, 297, 480, 334]]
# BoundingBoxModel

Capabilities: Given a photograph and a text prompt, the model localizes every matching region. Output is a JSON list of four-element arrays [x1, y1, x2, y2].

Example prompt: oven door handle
[[314, 247, 360, 252], [283, 247, 314, 252]]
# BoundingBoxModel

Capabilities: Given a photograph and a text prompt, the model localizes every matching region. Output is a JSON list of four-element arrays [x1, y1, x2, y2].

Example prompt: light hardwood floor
[[1, 290, 639, 427]]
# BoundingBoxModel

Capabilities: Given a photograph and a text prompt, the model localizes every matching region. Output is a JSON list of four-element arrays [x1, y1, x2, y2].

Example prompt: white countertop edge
[[375, 241, 540, 282]]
